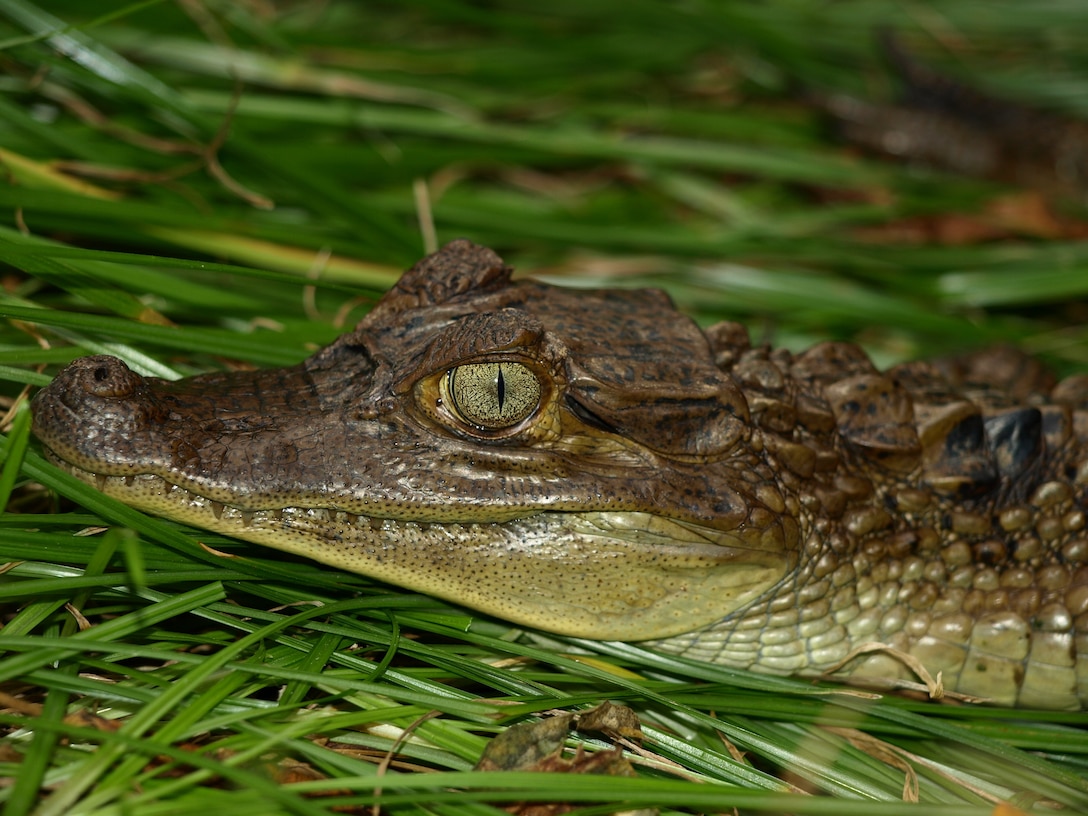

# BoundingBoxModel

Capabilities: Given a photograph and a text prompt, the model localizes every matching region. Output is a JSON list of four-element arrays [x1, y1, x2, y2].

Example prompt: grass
[[1, 0, 1088, 813]]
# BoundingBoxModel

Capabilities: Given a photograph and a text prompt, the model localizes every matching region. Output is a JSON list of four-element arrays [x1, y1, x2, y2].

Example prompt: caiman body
[[32, 241, 1088, 708]]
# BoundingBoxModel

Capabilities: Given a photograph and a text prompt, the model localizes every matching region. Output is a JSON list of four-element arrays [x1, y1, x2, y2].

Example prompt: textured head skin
[[32, 240, 794, 642]]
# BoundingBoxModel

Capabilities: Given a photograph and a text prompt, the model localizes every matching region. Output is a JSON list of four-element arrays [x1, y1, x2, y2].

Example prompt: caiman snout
[[31, 355, 162, 476], [32, 354, 151, 436]]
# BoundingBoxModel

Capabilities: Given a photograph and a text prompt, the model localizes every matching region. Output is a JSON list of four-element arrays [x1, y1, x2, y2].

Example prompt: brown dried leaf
[[475, 714, 575, 772], [475, 708, 656, 816], [575, 701, 644, 743]]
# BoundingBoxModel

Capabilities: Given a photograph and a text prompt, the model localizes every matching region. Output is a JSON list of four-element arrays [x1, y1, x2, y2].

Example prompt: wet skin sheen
[[32, 240, 1088, 708]]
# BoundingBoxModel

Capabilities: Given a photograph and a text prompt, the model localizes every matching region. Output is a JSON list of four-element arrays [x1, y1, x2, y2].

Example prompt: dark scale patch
[[1006, 536, 1039, 564], [1039, 405, 1073, 451], [924, 412, 999, 499], [985, 408, 1044, 479], [972, 539, 1007, 566], [943, 412, 986, 457]]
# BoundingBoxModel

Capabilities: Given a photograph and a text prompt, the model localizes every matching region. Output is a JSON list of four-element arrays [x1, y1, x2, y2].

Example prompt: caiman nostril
[[77, 355, 141, 399]]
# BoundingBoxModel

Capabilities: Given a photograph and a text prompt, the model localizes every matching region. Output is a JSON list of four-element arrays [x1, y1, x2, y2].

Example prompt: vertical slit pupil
[[496, 366, 506, 411]]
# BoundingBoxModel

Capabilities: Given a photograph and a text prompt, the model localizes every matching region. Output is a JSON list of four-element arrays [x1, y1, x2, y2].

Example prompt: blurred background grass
[[2, 1, 1088, 814], [2, 0, 1088, 365]]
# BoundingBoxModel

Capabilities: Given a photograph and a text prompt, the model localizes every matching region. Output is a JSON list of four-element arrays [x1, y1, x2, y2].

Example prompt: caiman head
[[31, 240, 798, 641]]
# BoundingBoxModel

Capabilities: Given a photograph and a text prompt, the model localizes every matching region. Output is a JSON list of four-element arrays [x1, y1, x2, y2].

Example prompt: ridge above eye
[[443, 361, 542, 430]]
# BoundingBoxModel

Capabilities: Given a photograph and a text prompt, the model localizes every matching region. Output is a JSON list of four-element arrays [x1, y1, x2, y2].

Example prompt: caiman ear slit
[[564, 373, 751, 459], [565, 394, 617, 434]]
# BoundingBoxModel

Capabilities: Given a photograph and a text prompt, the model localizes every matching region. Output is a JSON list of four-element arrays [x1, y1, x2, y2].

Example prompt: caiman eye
[[442, 362, 541, 430]]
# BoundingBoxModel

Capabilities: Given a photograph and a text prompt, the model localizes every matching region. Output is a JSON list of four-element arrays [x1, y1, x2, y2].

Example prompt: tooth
[[124, 475, 135, 487], [210, 501, 224, 520], [95, 474, 107, 491], [240, 511, 254, 527]]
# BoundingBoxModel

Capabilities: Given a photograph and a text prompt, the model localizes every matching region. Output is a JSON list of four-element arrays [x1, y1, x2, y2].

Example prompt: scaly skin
[[31, 241, 1088, 708]]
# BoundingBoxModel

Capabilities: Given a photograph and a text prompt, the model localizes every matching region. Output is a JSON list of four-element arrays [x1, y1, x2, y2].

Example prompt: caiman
[[31, 240, 1088, 709]]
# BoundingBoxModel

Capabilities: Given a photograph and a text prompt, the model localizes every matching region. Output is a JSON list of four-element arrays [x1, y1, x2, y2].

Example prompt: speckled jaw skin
[[31, 240, 1088, 708], [39, 465, 789, 641]]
